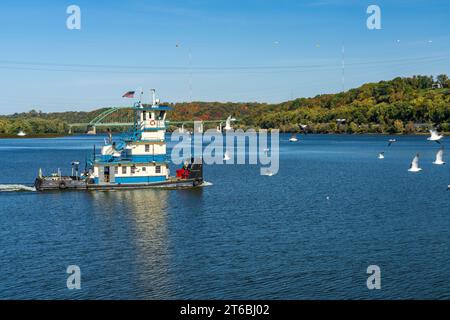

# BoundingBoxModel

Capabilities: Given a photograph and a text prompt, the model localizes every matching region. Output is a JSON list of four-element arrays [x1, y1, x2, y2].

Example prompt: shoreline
[[1, 132, 446, 139], [0, 133, 66, 139]]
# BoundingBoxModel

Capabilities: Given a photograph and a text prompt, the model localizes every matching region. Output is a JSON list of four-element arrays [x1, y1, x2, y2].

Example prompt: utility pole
[[341, 44, 345, 92], [188, 47, 193, 102], [177, 44, 193, 102]]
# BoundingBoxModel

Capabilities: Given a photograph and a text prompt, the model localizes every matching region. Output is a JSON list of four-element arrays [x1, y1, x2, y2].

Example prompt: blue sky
[[0, 0, 449, 113]]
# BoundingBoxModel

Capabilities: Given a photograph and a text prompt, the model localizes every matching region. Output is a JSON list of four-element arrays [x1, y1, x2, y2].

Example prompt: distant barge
[[34, 90, 203, 191]]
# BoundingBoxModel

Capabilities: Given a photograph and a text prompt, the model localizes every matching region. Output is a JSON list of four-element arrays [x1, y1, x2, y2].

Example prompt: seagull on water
[[408, 153, 422, 172], [433, 147, 445, 165], [378, 152, 385, 159], [289, 133, 298, 142], [427, 129, 443, 144]]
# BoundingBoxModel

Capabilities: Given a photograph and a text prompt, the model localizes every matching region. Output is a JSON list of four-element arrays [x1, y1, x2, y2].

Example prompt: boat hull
[[34, 177, 87, 191], [34, 176, 203, 191], [86, 178, 202, 190]]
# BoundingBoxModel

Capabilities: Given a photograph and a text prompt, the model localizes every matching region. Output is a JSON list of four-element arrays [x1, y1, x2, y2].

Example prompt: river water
[[0, 134, 449, 299]]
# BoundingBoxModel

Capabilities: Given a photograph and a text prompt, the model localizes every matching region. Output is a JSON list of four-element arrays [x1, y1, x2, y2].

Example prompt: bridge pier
[[194, 121, 204, 133]]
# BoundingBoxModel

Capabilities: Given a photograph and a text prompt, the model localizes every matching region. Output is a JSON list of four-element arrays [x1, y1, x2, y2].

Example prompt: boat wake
[[200, 181, 213, 187], [0, 184, 36, 192]]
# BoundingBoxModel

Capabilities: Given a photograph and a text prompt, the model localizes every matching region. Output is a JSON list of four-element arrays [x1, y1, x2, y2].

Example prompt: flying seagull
[[388, 139, 397, 147], [336, 119, 346, 130], [299, 124, 308, 135], [378, 152, 385, 159], [427, 129, 443, 144], [433, 147, 445, 165], [408, 153, 422, 172]]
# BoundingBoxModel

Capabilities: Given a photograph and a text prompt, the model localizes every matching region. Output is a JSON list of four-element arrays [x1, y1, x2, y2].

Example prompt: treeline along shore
[[1, 75, 449, 136]]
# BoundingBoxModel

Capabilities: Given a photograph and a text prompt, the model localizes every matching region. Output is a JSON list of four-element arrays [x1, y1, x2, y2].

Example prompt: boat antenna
[[138, 87, 143, 103], [151, 89, 156, 106], [107, 128, 112, 144]]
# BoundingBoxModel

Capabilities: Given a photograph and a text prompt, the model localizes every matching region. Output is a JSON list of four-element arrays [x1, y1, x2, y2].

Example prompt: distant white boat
[[289, 133, 298, 142], [408, 153, 422, 172], [17, 131, 27, 137], [433, 148, 445, 165], [378, 152, 385, 159], [223, 151, 231, 161]]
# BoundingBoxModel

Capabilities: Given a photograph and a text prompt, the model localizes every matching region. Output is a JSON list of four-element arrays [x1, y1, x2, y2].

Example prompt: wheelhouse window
[[122, 166, 127, 174], [114, 166, 118, 175], [131, 166, 136, 174], [145, 144, 150, 152], [142, 167, 146, 172], [155, 165, 161, 174]]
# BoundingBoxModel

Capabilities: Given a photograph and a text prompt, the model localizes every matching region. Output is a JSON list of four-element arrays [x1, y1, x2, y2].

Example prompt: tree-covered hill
[[166, 74, 450, 133], [0, 75, 449, 135]]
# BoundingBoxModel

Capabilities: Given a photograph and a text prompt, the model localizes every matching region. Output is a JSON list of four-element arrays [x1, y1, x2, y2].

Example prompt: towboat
[[34, 91, 204, 191]]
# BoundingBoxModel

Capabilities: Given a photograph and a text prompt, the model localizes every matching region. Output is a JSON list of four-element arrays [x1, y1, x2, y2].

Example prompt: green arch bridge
[[68, 106, 232, 134]]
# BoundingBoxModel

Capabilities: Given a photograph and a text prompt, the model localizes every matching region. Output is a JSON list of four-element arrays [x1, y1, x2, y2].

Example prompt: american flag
[[122, 91, 135, 98]]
